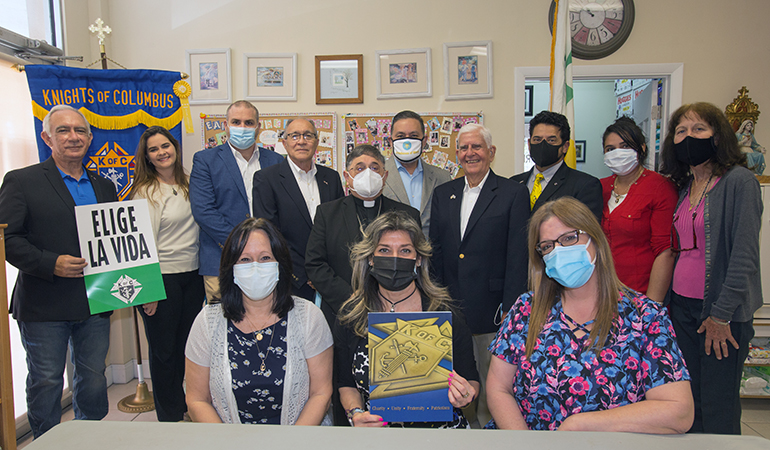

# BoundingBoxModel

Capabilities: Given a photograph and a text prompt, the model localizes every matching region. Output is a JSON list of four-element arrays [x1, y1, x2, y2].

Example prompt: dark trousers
[[138, 270, 205, 422], [670, 291, 753, 434]]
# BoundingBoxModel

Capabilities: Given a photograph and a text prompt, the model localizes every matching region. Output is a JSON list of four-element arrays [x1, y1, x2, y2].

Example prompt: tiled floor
[[16, 379, 770, 447]]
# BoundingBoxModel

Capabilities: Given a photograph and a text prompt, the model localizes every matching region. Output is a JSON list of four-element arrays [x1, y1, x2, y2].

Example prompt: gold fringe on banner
[[31, 101, 183, 131]]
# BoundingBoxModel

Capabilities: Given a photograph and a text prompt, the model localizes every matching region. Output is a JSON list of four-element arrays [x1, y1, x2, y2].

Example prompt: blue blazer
[[190, 143, 284, 276]]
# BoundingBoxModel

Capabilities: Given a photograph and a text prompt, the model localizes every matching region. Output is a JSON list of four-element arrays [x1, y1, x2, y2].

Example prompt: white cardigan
[[186, 297, 333, 425]]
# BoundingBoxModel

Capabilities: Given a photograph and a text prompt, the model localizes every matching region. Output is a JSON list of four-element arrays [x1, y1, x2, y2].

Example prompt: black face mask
[[529, 141, 563, 167], [370, 256, 417, 292], [674, 135, 717, 167]]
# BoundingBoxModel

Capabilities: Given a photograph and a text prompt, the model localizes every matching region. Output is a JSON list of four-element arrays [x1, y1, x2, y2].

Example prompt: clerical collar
[[353, 195, 381, 208]]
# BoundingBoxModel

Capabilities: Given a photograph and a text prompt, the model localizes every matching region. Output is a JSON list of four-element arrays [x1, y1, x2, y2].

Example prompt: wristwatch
[[346, 407, 365, 426]]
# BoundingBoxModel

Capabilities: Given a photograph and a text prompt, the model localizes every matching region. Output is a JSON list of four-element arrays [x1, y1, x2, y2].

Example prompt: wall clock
[[549, 0, 635, 60]]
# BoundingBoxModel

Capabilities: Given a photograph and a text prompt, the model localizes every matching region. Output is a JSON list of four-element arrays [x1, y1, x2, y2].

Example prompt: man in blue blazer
[[190, 100, 283, 300], [430, 123, 530, 426], [0, 105, 118, 437], [252, 118, 344, 301]]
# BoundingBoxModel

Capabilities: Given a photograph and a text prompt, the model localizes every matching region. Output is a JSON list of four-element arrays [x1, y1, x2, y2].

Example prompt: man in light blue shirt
[[383, 110, 451, 235]]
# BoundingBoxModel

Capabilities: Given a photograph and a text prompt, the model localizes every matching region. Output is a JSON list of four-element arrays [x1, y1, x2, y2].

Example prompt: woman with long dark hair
[[660, 102, 762, 434], [185, 218, 333, 425], [130, 126, 204, 421]]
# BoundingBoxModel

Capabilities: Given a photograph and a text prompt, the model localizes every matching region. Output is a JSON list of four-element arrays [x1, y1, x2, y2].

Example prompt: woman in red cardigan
[[600, 117, 677, 303]]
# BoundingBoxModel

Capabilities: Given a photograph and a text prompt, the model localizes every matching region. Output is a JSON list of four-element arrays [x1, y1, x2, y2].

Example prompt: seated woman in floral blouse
[[486, 197, 693, 433]]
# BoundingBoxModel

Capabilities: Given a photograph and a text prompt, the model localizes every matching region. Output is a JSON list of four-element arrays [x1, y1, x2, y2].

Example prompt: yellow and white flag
[[550, 0, 576, 168]]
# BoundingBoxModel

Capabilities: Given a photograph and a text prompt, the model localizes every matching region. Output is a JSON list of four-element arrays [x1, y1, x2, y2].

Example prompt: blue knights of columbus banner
[[25, 65, 188, 200]]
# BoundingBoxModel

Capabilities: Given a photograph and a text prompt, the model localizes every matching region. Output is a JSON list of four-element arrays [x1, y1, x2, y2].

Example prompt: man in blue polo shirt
[[0, 105, 118, 437]]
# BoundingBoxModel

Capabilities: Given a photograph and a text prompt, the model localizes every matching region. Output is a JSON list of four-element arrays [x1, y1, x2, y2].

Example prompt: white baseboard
[[106, 359, 151, 385]]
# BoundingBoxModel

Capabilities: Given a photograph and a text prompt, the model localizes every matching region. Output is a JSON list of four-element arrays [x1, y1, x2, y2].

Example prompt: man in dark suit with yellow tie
[[511, 110, 602, 221]]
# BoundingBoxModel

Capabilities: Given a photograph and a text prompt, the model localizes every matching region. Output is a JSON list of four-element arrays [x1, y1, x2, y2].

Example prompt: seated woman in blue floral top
[[486, 197, 693, 433]]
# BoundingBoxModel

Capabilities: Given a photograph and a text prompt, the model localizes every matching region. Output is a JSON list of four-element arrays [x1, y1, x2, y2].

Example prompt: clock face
[[550, 0, 635, 60]]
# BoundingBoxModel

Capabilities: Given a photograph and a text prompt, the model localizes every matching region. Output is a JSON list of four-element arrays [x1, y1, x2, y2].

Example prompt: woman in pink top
[[660, 103, 762, 435]]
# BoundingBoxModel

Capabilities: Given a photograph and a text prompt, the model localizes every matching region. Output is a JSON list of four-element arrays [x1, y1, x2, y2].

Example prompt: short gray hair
[[457, 123, 492, 147], [42, 104, 91, 136]]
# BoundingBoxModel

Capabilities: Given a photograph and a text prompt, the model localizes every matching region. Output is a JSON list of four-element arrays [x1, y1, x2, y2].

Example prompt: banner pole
[[117, 307, 154, 413]]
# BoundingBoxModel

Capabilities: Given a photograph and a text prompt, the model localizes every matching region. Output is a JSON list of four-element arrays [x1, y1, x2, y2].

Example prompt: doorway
[[513, 63, 684, 177]]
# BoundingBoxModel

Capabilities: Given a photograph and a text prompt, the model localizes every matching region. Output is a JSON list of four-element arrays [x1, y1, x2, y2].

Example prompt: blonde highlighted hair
[[338, 211, 455, 337]]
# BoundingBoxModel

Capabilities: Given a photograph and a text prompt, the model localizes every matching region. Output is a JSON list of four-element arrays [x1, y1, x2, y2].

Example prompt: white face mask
[[603, 148, 639, 176], [349, 168, 383, 198], [233, 261, 280, 301], [392, 138, 423, 163]]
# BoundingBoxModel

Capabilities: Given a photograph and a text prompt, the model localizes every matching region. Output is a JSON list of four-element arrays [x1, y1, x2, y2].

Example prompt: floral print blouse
[[228, 319, 288, 424], [489, 290, 690, 430]]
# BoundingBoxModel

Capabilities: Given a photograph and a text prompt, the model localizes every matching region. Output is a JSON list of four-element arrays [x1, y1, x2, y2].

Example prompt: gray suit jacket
[[382, 157, 451, 235]]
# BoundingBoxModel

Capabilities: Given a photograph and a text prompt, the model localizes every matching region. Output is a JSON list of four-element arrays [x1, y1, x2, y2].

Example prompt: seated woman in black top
[[334, 211, 479, 428]]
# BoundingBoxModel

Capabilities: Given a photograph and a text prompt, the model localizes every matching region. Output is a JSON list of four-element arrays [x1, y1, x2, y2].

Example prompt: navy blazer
[[252, 158, 344, 290], [190, 143, 284, 276], [511, 162, 603, 222], [0, 158, 118, 321], [305, 195, 420, 316], [429, 170, 530, 334]]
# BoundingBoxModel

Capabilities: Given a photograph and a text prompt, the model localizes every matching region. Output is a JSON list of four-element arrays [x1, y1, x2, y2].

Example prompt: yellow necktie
[[530, 173, 544, 209]]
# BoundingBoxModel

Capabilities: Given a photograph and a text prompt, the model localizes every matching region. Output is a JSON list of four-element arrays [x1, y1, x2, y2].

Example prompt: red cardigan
[[601, 170, 677, 293]]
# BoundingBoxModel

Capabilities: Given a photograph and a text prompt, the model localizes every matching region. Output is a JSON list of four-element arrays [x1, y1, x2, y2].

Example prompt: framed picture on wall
[[315, 54, 364, 104], [443, 40, 493, 100], [375, 48, 432, 99], [525, 85, 534, 116], [185, 48, 232, 105], [574, 140, 587, 163], [243, 53, 297, 101]]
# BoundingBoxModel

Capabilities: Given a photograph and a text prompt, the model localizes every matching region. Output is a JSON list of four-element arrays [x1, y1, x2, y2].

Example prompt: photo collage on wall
[[343, 113, 482, 179], [200, 112, 338, 170]]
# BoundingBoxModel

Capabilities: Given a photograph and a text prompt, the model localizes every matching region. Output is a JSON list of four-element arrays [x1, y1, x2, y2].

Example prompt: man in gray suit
[[383, 110, 451, 235]]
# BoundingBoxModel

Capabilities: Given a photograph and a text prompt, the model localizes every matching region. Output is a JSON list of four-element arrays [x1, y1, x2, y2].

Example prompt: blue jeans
[[18, 314, 110, 438]]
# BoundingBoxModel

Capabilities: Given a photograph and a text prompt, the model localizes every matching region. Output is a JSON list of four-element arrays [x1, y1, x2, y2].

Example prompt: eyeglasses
[[286, 132, 317, 141], [671, 212, 697, 253], [535, 229, 586, 255]]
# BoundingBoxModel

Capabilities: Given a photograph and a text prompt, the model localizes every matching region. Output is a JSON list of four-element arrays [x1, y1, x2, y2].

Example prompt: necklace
[[378, 285, 418, 312], [610, 167, 643, 204], [245, 313, 274, 341], [688, 173, 714, 212], [171, 186, 178, 196], [254, 323, 276, 372]]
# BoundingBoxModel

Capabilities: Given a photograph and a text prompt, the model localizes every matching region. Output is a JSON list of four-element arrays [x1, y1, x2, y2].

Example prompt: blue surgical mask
[[229, 126, 257, 149], [542, 238, 596, 289]]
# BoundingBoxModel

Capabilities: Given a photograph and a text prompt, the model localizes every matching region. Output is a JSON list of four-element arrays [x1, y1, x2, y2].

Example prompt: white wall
[[573, 80, 616, 179], [58, 0, 770, 178]]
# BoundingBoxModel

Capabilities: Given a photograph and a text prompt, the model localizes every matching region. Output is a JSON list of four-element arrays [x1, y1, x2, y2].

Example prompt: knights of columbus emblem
[[369, 316, 452, 399], [111, 274, 143, 304], [86, 142, 135, 200]]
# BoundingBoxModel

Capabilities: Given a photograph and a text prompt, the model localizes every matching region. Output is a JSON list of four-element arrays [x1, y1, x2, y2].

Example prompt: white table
[[24, 420, 769, 450]]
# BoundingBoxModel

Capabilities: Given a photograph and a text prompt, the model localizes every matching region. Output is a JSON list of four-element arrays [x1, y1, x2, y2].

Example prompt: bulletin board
[[342, 112, 483, 179], [200, 112, 338, 170]]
